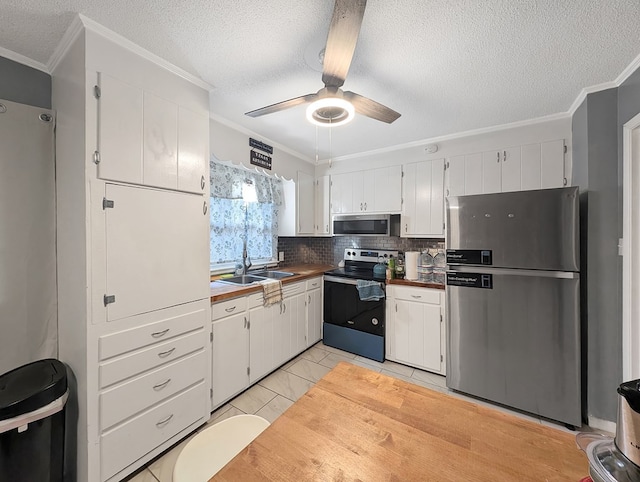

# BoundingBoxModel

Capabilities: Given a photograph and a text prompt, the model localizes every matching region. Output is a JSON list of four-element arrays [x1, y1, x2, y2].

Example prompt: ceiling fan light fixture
[[306, 97, 355, 127]]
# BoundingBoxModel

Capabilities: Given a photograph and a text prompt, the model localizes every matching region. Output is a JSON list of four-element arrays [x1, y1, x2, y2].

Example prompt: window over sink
[[209, 160, 283, 273]]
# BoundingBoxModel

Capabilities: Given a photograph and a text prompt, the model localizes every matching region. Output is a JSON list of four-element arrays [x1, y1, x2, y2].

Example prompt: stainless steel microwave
[[332, 214, 400, 236]]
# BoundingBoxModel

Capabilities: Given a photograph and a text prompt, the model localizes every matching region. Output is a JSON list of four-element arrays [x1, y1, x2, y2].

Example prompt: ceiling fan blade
[[321, 0, 367, 88], [245, 93, 317, 117], [344, 91, 401, 123]]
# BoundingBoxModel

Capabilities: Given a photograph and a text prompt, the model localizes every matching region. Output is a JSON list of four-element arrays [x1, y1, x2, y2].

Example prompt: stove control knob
[[383, 254, 388, 258], [371, 318, 379, 326], [346, 251, 352, 256]]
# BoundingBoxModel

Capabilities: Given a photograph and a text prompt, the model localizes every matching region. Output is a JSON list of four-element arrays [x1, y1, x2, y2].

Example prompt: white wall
[[316, 116, 572, 176], [210, 117, 314, 181]]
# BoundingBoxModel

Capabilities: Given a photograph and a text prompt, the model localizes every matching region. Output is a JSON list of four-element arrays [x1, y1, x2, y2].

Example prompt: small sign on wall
[[250, 150, 272, 170], [249, 138, 273, 170]]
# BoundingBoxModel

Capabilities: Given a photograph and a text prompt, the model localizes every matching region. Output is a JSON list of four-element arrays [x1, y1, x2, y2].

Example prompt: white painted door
[[373, 166, 402, 212], [482, 150, 502, 194], [521, 143, 542, 191], [352, 171, 367, 212], [143, 92, 178, 189], [395, 299, 442, 373], [464, 152, 483, 195], [212, 313, 249, 407], [97, 72, 143, 184], [104, 184, 210, 321], [402, 160, 444, 237], [274, 300, 291, 365], [330, 172, 352, 214], [307, 288, 322, 346], [447, 155, 466, 197], [315, 176, 331, 235], [178, 106, 208, 194], [540, 139, 565, 188], [249, 304, 275, 383], [297, 171, 315, 234], [291, 293, 307, 356], [500, 147, 522, 192]]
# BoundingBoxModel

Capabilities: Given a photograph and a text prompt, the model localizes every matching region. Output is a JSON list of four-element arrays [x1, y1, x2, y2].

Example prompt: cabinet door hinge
[[209, 388, 213, 399], [103, 294, 115, 306], [247, 320, 251, 329], [247, 366, 250, 376], [395, 303, 397, 313], [94, 85, 101, 99], [440, 355, 443, 362], [210, 332, 213, 342], [401, 170, 404, 178], [440, 314, 443, 322], [564, 145, 568, 154], [445, 161, 449, 169], [563, 177, 568, 186], [102, 197, 114, 209], [93, 150, 101, 165], [443, 222, 445, 231]]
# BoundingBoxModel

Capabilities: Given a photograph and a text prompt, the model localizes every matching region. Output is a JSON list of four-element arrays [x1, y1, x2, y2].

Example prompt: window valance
[[209, 159, 283, 205]]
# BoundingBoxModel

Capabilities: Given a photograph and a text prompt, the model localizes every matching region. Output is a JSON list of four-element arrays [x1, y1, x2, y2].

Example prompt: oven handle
[[324, 275, 384, 287]]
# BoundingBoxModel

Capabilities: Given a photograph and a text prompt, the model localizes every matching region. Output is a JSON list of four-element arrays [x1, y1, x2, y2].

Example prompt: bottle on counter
[[395, 253, 405, 279], [387, 255, 396, 280]]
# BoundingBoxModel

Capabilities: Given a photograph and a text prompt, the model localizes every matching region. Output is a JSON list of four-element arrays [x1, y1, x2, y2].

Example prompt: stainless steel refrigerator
[[446, 186, 581, 427]]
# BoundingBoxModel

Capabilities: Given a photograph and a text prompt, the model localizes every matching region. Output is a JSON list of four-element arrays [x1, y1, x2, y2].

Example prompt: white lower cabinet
[[211, 312, 250, 407], [97, 299, 210, 480], [386, 286, 445, 375], [212, 278, 322, 407]]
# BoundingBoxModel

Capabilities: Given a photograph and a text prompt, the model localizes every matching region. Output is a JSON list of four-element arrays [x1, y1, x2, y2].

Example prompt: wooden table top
[[211, 362, 588, 481]]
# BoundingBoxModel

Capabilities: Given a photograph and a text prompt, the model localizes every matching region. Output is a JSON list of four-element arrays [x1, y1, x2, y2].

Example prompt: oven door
[[323, 275, 385, 336]]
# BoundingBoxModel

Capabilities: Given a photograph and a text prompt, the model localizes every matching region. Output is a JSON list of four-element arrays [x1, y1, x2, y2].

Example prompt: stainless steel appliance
[[616, 379, 640, 467], [332, 214, 400, 236], [324, 248, 398, 362], [446, 186, 581, 427]]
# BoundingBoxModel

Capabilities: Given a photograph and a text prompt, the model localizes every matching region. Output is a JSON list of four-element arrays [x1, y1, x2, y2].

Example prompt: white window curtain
[[209, 160, 283, 268]]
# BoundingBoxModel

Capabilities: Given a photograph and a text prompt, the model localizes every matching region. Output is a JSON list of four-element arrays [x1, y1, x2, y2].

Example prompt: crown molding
[[323, 111, 571, 164], [567, 80, 618, 116], [0, 46, 48, 73], [616, 52, 640, 87], [47, 15, 84, 73], [209, 112, 315, 164]]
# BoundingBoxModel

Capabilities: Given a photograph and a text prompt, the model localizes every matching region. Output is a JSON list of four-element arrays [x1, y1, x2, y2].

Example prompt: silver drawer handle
[[347, 320, 355, 325], [153, 378, 171, 391], [156, 414, 174, 428], [411, 295, 422, 299], [151, 329, 170, 338], [311, 282, 318, 287], [225, 306, 236, 313], [158, 347, 176, 358]]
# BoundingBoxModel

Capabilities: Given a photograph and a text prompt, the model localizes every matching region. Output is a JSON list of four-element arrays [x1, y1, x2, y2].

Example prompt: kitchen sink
[[217, 274, 267, 286], [249, 270, 296, 280]]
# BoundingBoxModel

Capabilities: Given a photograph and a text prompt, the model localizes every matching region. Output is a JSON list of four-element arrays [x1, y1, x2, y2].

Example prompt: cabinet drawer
[[306, 277, 322, 291], [99, 300, 207, 361], [101, 382, 206, 481], [282, 281, 305, 298], [393, 286, 441, 304], [100, 330, 205, 388], [100, 350, 206, 430], [212, 297, 247, 321]]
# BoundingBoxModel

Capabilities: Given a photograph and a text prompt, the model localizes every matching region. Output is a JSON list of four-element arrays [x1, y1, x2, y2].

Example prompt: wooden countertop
[[387, 278, 445, 290], [210, 264, 334, 302], [211, 362, 588, 481]]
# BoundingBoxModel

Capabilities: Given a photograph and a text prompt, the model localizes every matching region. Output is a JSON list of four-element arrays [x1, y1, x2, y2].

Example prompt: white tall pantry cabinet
[[53, 20, 212, 482]]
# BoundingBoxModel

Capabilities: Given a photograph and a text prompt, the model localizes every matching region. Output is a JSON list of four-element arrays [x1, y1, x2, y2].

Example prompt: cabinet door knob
[[203, 201, 208, 215], [201, 175, 205, 190], [360, 203, 363, 211], [364, 202, 367, 211], [153, 378, 171, 390], [158, 347, 176, 358], [151, 328, 170, 338], [225, 306, 236, 313]]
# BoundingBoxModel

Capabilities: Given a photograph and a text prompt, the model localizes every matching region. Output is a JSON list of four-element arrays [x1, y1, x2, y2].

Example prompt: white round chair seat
[[173, 414, 270, 482]]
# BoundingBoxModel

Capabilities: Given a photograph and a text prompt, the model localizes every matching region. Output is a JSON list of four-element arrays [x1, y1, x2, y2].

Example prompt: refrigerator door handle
[[446, 266, 579, 279]]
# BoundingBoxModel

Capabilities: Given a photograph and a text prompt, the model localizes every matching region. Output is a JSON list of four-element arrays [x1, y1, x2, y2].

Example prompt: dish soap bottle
[[387, 255, 396, 280], [395, 253, 405, 279]]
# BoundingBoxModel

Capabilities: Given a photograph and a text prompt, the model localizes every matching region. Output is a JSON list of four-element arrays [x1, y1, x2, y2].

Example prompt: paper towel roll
[[405, 251, 419, 280]]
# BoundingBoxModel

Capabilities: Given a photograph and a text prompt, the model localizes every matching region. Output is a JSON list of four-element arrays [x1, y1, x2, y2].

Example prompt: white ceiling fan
[[245, 0, 401, 127]]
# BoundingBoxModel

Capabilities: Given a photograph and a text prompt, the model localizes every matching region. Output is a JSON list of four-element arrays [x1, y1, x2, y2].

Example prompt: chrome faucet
[[236, 239, 252, 275]]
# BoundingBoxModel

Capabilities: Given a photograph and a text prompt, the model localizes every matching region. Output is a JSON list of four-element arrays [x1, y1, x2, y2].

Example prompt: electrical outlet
[[278, 251, 285, 261]]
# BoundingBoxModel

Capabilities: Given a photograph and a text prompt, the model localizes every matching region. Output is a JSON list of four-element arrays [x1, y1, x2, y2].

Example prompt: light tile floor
[[124, 341, 588, 482]]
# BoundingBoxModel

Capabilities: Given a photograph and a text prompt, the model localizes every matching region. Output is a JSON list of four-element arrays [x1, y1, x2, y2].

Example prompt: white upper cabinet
[[178, 106, 209, 194], [330, 166, 402, 214], [401, 159, 445, 237], [103, 184, 210, 322], [447, 140, 566, 196], [96, 73, 208, 194], [143, 92, 178, 188], [315, 176, 331, 235], [297, 171, 315, 235], [97, 73, 143, 184]]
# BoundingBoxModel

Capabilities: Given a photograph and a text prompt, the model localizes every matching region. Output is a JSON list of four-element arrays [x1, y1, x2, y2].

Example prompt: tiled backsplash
[[278, 236, 445, 267]]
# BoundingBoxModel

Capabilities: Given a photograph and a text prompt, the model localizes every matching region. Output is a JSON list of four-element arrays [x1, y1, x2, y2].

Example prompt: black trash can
[[0, 359, 68, 482]]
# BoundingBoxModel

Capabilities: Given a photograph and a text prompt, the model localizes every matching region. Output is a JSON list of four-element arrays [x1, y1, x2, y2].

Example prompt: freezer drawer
[[446, 268, 581, 426]]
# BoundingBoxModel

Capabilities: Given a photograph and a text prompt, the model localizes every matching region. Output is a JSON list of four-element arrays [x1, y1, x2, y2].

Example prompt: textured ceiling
[[2, 0, 640, 161]]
